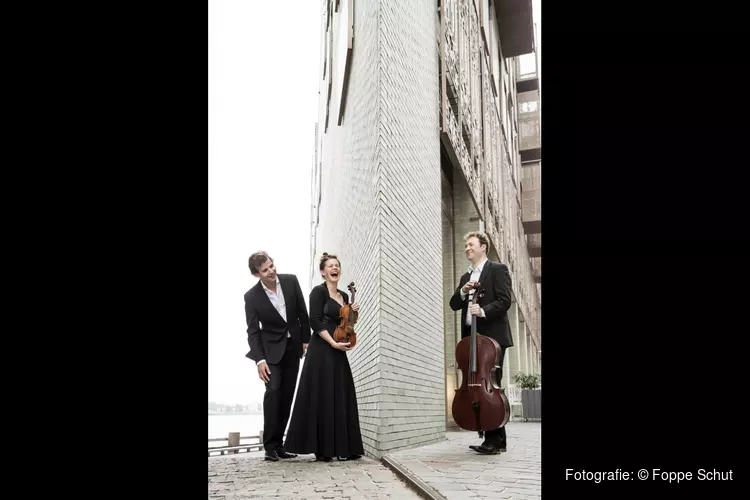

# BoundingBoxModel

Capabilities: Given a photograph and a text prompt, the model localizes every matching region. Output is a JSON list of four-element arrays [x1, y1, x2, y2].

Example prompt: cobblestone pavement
[[208, 453, 422, 499], [383, 422, 541, 500]]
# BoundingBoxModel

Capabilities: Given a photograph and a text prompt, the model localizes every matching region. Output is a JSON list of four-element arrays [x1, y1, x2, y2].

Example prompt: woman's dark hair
[[319, 252, 340, 271], [320, 253, 342, 285]]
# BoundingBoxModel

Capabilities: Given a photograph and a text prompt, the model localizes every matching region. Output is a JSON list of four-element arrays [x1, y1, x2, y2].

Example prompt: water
[[209, 414, 264, 440]]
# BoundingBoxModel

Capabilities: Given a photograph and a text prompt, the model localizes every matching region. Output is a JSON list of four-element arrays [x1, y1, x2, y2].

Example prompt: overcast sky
[[209, 0, 319, 405], [209, 0, 540, 406]]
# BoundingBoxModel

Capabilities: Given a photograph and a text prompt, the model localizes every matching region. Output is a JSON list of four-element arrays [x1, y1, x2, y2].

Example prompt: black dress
[[284, 284, 365, 458]]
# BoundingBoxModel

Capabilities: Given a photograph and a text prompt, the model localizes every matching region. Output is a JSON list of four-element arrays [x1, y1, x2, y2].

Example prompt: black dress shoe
[[315, 455, 332, 462], [469, 444, 506, 453], [491, 443, 507, 452], [277, 450, 297, 459], [474, 444, 500, 455], [264, 450, 279, 461]]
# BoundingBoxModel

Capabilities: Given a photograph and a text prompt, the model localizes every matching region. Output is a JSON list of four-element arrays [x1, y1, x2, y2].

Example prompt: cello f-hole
[[489, 365, 501, 391]]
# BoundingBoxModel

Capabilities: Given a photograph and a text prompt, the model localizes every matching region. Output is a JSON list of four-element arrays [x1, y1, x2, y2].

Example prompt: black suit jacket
[[449, 260, 514, 348], [244, 274, 311, 365]]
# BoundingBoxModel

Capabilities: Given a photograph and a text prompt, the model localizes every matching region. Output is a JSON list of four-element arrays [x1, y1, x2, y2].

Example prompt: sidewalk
[[208, 421, 540, 500], [382, 422, 541, 500], [209, 453, 422, 499]]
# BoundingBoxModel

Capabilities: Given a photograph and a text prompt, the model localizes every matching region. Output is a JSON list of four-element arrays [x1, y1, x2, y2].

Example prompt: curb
[[380, 456, 447, 500]]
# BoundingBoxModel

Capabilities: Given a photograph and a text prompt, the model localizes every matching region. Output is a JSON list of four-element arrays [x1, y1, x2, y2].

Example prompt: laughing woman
[[283, 252, 365, 461]]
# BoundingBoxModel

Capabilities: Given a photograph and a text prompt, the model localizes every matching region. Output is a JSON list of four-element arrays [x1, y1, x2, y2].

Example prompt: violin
[[451, 282, 510, 437], [333, 282, 358, 348]]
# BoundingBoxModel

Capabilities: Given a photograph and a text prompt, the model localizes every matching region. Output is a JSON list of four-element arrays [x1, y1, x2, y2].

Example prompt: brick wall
[[314, 0, 384, 456], [313, 0, 443, 458], [376, 0, 443, 455]]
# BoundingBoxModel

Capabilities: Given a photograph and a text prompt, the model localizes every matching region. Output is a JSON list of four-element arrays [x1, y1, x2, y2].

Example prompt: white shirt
[[460, 257, 488, 325], [256, 277, 290, 367]]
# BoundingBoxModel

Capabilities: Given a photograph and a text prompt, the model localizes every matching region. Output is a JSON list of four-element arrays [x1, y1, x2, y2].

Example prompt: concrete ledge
[[380, 455, 446, 500]]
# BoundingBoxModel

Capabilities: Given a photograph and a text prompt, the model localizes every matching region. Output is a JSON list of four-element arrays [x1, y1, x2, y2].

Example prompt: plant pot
[[521, 388, 541, 421]]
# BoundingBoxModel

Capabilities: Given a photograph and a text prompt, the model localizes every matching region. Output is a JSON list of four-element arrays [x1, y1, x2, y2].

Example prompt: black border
[[542, 0, 746, 496], [41, 3, 212, 495]]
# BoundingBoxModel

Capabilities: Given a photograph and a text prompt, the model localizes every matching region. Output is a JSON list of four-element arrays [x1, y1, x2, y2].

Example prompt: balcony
[[526, 233, 541, 258], [516, 56, 539, 94], [521, 188, 541, 234], [493, 0, 535, 58], [517, 72, 539, 94], [532, 257, 541, 283], [518, 90, 540, 162], [521, 160, 540, 234]]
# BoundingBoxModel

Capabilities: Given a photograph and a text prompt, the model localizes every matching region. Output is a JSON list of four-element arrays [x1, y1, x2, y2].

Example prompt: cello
[[451, 282, 510, 437], [334, 282, 358, 348]]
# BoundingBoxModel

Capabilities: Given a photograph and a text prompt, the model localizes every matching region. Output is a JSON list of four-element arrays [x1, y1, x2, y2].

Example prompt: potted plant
[[512, 372, 541, 421]]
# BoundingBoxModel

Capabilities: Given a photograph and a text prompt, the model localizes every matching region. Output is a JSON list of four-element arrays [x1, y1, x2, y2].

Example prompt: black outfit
[[284, 283, 365, 459], [449, 259, 513, 450], [244, 274, 310, 453]]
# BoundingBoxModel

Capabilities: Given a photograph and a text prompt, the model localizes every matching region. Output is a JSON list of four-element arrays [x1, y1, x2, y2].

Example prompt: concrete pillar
[[228, 432, 240, 454], [504, 354, 511, 390], [518, 319, 528, 375], [507, 302, 521, 385], [442, 172, 458, 430], [528, 330, 535, 375]]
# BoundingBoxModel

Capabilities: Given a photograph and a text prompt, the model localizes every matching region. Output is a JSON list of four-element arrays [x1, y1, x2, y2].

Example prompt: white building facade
[[310, 0, 541, 458]]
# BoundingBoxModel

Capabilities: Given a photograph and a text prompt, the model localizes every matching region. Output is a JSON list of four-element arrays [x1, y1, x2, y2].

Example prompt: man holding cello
[[449, 231, 514, 455]]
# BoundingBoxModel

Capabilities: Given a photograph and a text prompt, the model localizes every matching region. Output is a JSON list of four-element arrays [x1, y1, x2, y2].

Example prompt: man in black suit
[[449, 231, 513, 455], [244, 251, 310, 461]]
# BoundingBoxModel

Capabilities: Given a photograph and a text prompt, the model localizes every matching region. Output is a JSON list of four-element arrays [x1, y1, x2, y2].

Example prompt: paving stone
[[384, 422, 540, 500], [210, 422, 540, 499], [208, 454, 421, 499]]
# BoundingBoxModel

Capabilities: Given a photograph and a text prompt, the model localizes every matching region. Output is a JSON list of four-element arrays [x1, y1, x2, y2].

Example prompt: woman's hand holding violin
[[332, 341, 353, 351]]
